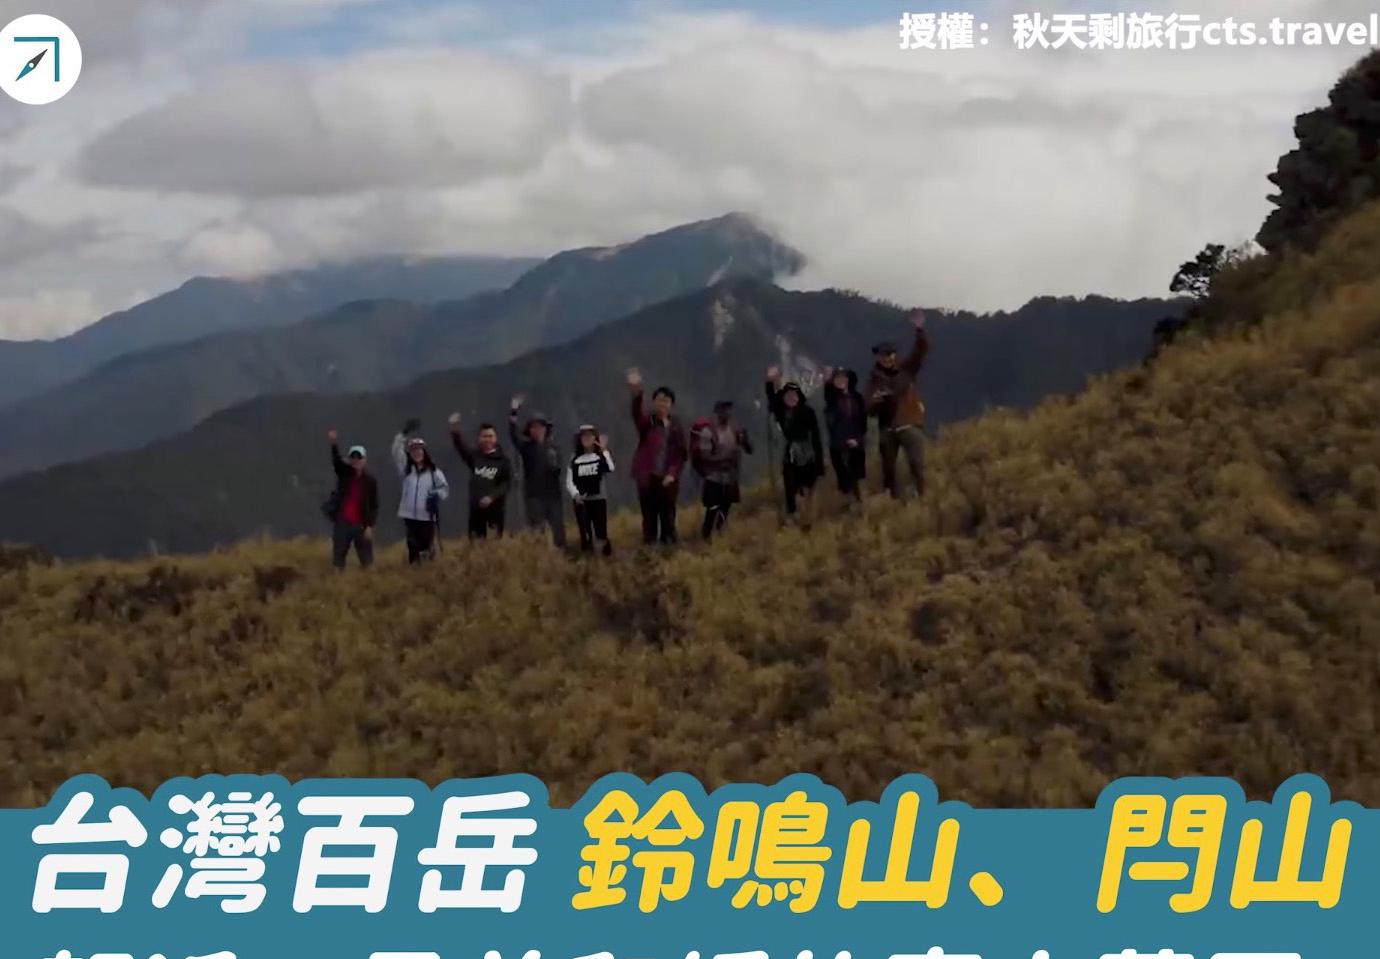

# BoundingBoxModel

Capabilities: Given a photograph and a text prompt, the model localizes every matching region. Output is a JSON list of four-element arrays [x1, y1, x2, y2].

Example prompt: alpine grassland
[[2, 200, 1378, 810]]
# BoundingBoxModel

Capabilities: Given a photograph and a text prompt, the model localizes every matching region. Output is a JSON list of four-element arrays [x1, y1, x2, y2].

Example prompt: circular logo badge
[[0, 14, 82, 105]]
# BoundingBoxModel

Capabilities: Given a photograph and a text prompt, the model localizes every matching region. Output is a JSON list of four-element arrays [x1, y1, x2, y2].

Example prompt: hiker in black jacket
[[765, 367, 825, 526], [509, 395, 567, 549], [326, 429, 380, 569], [822, 366, 868, 504], [448, 412, 513, 540]]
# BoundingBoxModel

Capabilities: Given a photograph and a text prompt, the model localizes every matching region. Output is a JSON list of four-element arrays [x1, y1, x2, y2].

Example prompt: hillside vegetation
[[0, 285, 1168, 559], [1, 203, 1377, 810]]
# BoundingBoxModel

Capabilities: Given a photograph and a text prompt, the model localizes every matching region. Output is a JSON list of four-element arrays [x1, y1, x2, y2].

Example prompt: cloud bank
[[0, 0, 1375, 338]]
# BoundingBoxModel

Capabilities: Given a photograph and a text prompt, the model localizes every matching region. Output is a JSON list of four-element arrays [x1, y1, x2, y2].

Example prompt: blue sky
[[252, 0, 936, 58]]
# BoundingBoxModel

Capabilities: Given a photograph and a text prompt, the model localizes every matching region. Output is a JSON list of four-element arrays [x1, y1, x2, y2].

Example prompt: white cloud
[[178, 221, 282, 276], [78, 52, 573, 197], [0, 288, 102, 339], [2, 0, 1378, 338]]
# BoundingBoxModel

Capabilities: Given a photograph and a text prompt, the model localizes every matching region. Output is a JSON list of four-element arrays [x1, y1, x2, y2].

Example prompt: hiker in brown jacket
[[866, 308, 930, 498]]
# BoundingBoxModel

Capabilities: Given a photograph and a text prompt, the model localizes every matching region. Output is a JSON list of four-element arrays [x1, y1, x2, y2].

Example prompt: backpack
[[690, 417, 715, 477], [787, 438, 817, 468]]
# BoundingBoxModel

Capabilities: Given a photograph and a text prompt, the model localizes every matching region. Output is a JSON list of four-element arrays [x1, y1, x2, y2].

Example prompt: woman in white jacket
[[392, 419, 449, 563]]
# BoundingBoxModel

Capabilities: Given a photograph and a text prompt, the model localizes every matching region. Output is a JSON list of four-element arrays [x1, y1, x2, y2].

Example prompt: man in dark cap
[[509, 394, 567, 548], [691, 399, 754, 540], [866, 308, 930, 499]]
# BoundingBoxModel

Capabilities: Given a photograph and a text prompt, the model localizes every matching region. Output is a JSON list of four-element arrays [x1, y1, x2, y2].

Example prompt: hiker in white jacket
[[392, 418, 449, 563]]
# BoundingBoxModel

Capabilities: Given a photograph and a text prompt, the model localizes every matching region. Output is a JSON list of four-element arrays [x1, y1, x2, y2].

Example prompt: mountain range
[[0, 280, 1177, 558], [0, 213, 805, 478], [0, 254, 538, 408]]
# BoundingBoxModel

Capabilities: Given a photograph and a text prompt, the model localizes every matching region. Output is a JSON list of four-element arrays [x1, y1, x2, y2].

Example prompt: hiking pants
[[783, 464, 819, 515], [332, 521, 374, 569], [880, 425, 925, 498], [574, 499, 611, 554], [403, 518, 436, 564], [638, 480, 678, 545], [830, 445, 866, 498], [700, 480, 735, 539], [468, 499, 506, 540], [524, 494, 567, 548]]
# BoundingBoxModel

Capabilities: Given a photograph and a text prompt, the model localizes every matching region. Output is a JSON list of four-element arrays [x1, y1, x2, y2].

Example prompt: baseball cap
[[348, 445, 367, 459]]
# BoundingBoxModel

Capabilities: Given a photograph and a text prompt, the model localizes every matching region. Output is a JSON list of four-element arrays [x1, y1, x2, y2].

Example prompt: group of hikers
[[324, 308, 929, 568]]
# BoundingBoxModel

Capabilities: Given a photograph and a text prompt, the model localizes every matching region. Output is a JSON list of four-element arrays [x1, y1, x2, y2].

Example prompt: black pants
[[783, 464, 820, 514], [701, 480, 736, 539], [524, 495, 567, 548], [638, 481, 678, 545], [830, 445, 866, 498], [403, 518, 436, 564], [332, 522, 374, 569], [574, 499, 611, 554], [468, 499, 506, 539], [880, 426, 925, 498]]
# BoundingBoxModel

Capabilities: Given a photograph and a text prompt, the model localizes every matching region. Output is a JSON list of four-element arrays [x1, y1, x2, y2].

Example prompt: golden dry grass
[[2, 205, 1378, 809]]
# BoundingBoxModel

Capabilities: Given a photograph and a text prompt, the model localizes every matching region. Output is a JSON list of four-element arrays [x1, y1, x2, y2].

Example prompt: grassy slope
[[2, 206, 1378, 809]]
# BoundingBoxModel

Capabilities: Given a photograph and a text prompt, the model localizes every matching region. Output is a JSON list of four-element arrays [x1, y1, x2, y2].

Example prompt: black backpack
[[321, 489, 340, 522]]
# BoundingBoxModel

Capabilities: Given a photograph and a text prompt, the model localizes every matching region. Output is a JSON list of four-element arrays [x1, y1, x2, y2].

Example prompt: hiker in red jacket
[[626, 367, 687, 545], [326, 429, 379, 570]]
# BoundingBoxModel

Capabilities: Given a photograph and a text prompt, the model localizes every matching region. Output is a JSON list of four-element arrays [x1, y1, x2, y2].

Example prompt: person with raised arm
[[765, 367, 825, 527], [390, 417, 449, 563], [325, 429, 379, 569], [568, 424, 615, 556], [822, 365, 868, 506], [626, 367, 687, 546], [448, 411, 513, 540], [866, 308, 931, 499], [508, 394, 567, 549]]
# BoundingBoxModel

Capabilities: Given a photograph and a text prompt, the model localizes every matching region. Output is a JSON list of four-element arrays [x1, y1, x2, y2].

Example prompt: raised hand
[[626, 368, 643, 391], [448, 412, 461, 428], [766, 364, 781, 383], [402, 417, 421, 436], [327, 429, 338, 443], [510, 394, 525, 411], [910, 308, 927, 330], [598, 434, 610, 449]]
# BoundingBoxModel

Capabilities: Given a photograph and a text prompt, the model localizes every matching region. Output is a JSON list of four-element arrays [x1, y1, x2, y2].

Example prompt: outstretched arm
[[390, 433, 407, 476], [902, 310, 930, 375], [630, 391, 650, 434], [764, 379, 785, 425], [626, 369, 649, 434], [448, 412, 475, 468], [329, 433, 350, 478], [508, 395, 531, 450]]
